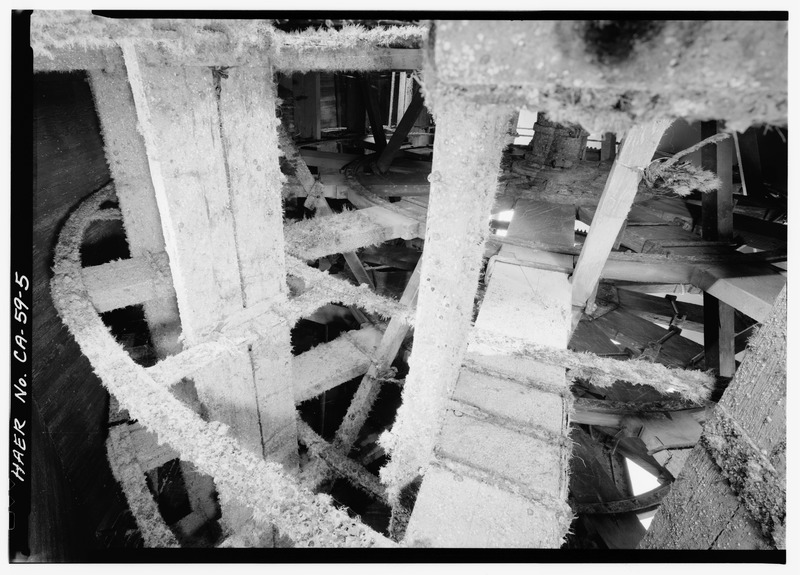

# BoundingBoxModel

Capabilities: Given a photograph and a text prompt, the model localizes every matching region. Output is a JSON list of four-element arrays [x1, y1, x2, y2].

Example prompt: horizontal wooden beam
[[293, 327, 382, 404], [84, 205, 422, 313], [83, 252, 176, 313], [32, 12, 423, 72], [691, 264, 786, 322], [276, 46, 422, 73]]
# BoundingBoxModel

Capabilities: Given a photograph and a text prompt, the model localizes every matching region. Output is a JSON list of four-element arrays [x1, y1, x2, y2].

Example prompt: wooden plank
[[569, 320, 622, 355], [298, 148, 362, 171], [274, 46, 423, 73], [700, 121, 736, 378], [333, 258, 422, 450], [292, 326, 382, 404], [640, 447, 767, 549], [622, 225, 704, 254], [506, 199, 576, 249], [303, 258, 422, 489], [570, 120, 673, 330], [87, 67, 182, 356], [571, 401, 709, 429], [692, 264, 785, 322], [735, 127, 765, 200], [218, 66, 298, 470], [122, 45, 291, 542], [82, 253, 175, 313], [616, 290, 705, 333]]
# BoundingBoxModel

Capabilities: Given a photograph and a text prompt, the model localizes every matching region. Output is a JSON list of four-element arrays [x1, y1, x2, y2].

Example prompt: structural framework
[[32, 13, 787, 551]]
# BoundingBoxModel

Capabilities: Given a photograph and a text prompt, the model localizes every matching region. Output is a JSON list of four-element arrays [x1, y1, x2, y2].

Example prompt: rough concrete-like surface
[[429, 20, 787, 132]]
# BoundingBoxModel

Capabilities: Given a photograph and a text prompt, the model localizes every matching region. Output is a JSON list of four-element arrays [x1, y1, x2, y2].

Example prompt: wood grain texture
[[640, 287, 785, 549], [571, 120, 672, 328]]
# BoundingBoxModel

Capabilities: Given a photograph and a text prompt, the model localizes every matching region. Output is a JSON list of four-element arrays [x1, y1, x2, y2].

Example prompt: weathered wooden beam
[[572, 483, 672, 515], [215, 64, 300, 471], [82, 253, 175, 313], [429, 20, 787, 131], [31, 12, 423, 72], [302, 257, 422, 490], [292, 327, 382, 404], [335, 258, 421, 448], [284, 205, 423, 261], [570, 120, 672, 330], [614, 282, 702, 295], [701, 120, 736, 379], [87, 67, 182, 356], [571, 399, 710, 429], [121, 42, 295, 541], [692, 263, 785, 322], [297, 419, 388, 504], [375, 88, 425, 174], [640, 286, 786, 549]]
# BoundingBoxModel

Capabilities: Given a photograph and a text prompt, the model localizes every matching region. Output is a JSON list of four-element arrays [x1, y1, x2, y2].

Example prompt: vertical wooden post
[[379, 98, 512, 501], [217, 66, 298, 470], [701, 121, 736, 379], [122, 43, 296, 543], [88, 66, 218, 535]]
